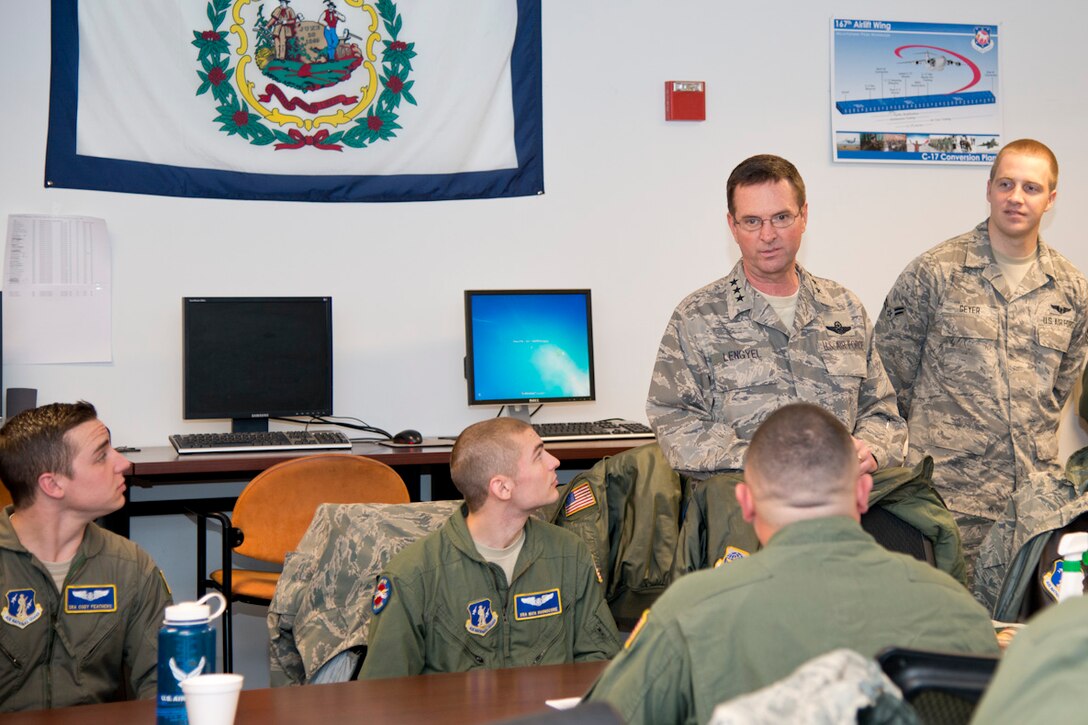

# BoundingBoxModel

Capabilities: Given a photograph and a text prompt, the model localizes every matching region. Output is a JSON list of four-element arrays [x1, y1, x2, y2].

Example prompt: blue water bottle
[[156, 592, 227, 725]]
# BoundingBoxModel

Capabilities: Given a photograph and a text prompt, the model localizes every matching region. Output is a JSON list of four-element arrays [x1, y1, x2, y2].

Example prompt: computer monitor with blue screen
[[464, 289, 595, 421], [182, 296, 334, 432]]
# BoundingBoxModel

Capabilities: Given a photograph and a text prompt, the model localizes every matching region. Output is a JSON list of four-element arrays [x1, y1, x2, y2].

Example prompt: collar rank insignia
[[734, 291, 745, 302], [372, 576, 392, 614], [515, 588, 562, 621], [826, 321, 852, 335], [1052, 304, 1072, 315], [730, 278, 740, 288], [888, 307, 905, 318], [4, 588, 42, 629], [1041, 559, 1061, 602], [713, 546, 750, 568], [466, 598, 497, 636], [65, 585, 117, 614]]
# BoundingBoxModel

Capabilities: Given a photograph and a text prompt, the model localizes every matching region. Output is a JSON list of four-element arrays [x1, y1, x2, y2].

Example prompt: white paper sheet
[[3, 215, 112, 364]]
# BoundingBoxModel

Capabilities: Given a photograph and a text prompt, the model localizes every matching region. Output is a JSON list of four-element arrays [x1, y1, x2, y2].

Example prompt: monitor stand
[[231, 418, 270, 433], [504, 405, 533, 424]]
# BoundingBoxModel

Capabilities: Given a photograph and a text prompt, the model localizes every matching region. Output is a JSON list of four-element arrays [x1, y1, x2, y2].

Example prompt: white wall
[[4, 1, 1086, 451], [6, 0, 1088, 690]]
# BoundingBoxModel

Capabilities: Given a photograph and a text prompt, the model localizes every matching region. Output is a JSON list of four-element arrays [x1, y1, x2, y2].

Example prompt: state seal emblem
[[192, 0, 417, 152]]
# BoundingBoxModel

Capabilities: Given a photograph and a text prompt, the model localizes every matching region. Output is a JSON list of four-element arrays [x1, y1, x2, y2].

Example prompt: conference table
[[0, 661, 611, 725], [112, 438, 650, 536]]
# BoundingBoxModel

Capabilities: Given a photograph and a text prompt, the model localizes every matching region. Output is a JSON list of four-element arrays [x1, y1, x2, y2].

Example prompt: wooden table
[[0, 661, 610, 724]]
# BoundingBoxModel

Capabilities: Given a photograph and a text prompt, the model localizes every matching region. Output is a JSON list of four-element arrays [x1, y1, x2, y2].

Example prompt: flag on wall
[[46, 0, 542, 202]]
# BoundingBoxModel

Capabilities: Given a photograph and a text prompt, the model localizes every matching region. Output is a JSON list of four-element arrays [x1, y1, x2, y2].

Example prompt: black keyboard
[[169, 430, 353, 454], [531, 420, 655, 443]]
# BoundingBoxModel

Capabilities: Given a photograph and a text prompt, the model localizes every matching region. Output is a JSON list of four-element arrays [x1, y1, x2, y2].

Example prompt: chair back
[[861, 504, 935, 565], [0, 482, 11, 509], [232, 454, 409, 564], [877, 647, 998, 725]]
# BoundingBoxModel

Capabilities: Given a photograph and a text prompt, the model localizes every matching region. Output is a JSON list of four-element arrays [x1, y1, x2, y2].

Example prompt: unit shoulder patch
[[4, 588, 42, 628]]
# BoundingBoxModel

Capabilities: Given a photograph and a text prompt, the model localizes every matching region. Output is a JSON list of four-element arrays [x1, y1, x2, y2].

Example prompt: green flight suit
[[584, 517, 999, 725], [358, 506, 621, 679], [971, 596, 1088, 724], [0, 507, 172, 712]]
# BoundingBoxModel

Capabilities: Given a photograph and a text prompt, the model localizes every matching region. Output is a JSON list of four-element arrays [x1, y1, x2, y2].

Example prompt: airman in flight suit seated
[[357, 418, 621, 679], [0, 401, 172, 712], [584, 403, 998, 725]]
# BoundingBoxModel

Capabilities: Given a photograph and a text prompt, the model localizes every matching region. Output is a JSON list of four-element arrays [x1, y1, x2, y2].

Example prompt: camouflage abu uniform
[[646, 260, 906, 477], [875, 221, 1088, 528]]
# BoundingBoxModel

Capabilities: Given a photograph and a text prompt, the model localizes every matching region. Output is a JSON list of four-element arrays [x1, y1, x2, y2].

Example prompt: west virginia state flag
[[46, 0, 542, 202]]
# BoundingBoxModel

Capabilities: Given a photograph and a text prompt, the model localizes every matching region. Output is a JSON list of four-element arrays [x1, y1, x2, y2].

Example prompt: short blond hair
[[991, 138, 1058, 190], [449, 418, 532, 511]]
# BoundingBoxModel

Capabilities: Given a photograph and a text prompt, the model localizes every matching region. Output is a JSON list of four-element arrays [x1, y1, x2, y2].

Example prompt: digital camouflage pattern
[[584, 517, 998, 725], [875, 221, 1088, 524], [267, 499, 462, 686], [647, 260, 906, 478], [706, 649, 916, 725], [974, 445, 1088, 620]]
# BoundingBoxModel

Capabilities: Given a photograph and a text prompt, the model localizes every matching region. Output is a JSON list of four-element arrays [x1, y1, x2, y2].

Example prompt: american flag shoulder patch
[[564, 483, 597, 516]]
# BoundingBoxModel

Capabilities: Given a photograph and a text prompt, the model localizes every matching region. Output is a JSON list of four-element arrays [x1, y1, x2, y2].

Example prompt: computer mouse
[[393, 429, 423, 444]]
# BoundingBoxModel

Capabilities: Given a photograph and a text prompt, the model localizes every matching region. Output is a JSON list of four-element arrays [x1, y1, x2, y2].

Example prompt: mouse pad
[[377, 438, 455, 448]]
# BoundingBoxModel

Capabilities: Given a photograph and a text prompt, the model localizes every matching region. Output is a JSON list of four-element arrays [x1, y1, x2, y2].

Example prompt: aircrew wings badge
[[373, 576, 392, 614], [564, 483, 596, 517]]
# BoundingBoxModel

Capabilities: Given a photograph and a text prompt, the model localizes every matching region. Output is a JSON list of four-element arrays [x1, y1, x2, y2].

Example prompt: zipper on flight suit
[[0, 639, 21, 669]]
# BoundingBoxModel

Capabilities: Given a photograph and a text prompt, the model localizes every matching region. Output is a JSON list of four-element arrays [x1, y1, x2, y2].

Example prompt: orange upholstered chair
[[195, 454, 409, 671]]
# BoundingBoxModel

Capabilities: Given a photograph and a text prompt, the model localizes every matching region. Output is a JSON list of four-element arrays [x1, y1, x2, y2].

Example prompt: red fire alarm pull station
[[665, 80, 706, 121]]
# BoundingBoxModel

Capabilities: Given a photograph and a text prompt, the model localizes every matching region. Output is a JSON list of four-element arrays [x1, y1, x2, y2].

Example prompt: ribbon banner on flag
[[46, 0, 543, 202]]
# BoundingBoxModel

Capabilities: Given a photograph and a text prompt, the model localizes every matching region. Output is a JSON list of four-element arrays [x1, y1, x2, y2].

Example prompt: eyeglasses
[[734, 212, 800, 233]]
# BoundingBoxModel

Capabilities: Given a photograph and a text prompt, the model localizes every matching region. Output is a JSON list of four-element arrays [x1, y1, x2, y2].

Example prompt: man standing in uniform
[[358, 418, 621, 679], [875, 139, 1088, 578], [647, 154, 906, 479], [584, 403, 998, 725], [0, 402, 172, 712]]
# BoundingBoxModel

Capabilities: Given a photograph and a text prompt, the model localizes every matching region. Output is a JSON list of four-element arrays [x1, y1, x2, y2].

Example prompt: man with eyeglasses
[[646, 154, 906, 480], [875, 139, 1088, 584]]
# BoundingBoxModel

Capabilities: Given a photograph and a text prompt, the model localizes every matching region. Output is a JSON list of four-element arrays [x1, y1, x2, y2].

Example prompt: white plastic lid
[[163, 592, 227, 625], [164, 601, 211, 624]]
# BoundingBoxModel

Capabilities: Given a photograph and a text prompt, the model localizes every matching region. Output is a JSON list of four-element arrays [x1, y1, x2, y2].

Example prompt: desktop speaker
[[5, 388, 37, 419]]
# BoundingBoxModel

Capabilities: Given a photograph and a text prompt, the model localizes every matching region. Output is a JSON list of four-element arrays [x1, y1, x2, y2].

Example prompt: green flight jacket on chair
[[543, 443, 685, 627], [672, 457, 968, 585]]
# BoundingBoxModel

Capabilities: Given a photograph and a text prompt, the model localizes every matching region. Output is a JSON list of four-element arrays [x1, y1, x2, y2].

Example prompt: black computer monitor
[[182, 297, 334, 432], [464, 289, 595, 421]]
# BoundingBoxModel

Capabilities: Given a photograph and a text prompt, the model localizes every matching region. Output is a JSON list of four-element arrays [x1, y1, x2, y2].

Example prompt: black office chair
[[861, 504, 935, 565], [877, 647, 999, 725]]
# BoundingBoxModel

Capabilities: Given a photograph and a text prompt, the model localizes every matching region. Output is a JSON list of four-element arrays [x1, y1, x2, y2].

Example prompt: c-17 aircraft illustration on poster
[[831, 19, 1001, 165]]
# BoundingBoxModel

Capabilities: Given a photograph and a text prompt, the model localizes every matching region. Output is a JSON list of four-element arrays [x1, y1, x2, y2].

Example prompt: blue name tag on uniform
[[65, 585, 117, 613], [514, 588, 562, 620]]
